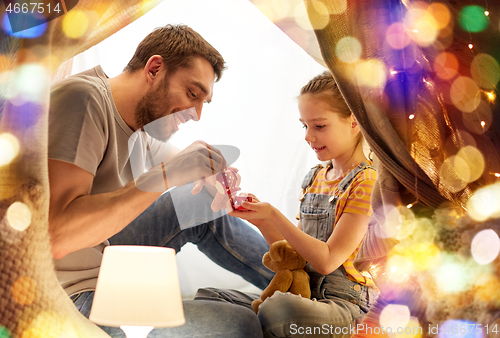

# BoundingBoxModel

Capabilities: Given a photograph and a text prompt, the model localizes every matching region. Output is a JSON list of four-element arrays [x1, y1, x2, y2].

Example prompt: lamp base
[[120, 325, 154, 338]]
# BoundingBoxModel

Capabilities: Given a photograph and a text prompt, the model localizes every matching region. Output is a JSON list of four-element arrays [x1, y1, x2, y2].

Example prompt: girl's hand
[[229, 193, 275, 226], [192, 167, 241, 212]]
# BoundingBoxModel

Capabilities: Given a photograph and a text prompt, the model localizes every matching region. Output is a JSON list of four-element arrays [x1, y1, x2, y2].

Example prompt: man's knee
[[184, 300, 262, 338], [257, 292, 308, 332]]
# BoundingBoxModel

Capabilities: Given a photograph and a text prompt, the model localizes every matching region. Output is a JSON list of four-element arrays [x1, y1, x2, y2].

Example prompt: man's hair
[[125, 24, 226, 82], [300, 71, 351, 118]]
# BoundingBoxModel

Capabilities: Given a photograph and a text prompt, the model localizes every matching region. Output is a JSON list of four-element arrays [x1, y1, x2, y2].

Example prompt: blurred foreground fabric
[[0, 1, 163, 336]]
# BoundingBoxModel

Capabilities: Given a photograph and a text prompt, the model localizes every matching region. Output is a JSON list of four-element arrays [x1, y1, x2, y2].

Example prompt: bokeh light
[[485, 90, 496, 103], [355, 59, 387, 88], [459, 6, 489, 33], [294, 2, 313, 30], [386, 22, 411, 50], [270, 0, 291, 21], [405, 243, 441, 271], [380, 304, 411, 333], [450, 76, 481, 113], [41, 54, 62, 73], [373, 205, 400, 238], [475, 274, 500, 303], [471, 230, 500, 265], [0, 54, 10, 73], [394, 217, 438, 269], [434, 257, 471, 293], [7, 63, 48, 105], [454, 146, 485, 183], [305, 0, 330, 30], [386, 254, 413, 283], [20, 311, 78, 338], [439, 319, 482, 338], [62, 10, 89, 39], [6, 202, 32, 232], [252, 0, 277, 21], [1, 13, 46, 39], [462, 100, 492, 135], [335, 37, 362, 63], [323, 0, 346, 15], [433, 52, 458, 80], [0, 133, 20, 166], [405, 8, 439, 47], [12, 276, 36, 305], [394, 206, 416, 241], [394, 317, 422, 338], [471, 54, 500, 90], [439, 156, 467, 193], [467, 182, 500, 222], [427, 3, 451, 29], [0, 326, 11, 338]]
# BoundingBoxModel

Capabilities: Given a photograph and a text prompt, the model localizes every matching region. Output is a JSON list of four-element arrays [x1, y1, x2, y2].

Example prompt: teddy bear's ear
[[269, 240, 288, 262]]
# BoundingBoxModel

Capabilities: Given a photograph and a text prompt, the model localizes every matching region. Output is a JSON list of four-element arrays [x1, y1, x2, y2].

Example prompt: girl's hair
[[300, 71, 351, 119]]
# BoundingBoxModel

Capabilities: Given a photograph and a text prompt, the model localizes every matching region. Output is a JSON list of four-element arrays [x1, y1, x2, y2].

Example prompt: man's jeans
[[109, 184, 273, 289], [74, 292, 263, 338], [76, 184, 273, 337]]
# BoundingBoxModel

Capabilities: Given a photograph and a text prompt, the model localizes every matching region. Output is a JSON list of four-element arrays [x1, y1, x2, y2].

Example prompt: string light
[[495, 173, 500, 178], [390, 70, 398, 75], [481, 121, 486, 128], [485, 91, 496, 102], [409, 114, 415, 120], [485, 11, 489, 16], [468, 43, 474, 49], [407, 201, 418, 208]]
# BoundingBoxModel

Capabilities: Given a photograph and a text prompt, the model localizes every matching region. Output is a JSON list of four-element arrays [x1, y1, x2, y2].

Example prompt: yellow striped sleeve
[[342, 169, 377, 216]]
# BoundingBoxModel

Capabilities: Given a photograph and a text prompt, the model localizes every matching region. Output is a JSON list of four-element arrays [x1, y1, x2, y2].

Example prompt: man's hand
[[135, 141, 226, 192], [164, 141, 226, 187]]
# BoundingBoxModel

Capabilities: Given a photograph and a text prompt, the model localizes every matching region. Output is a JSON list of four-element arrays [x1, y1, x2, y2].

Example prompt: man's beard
[[135, 78, 178, 141]]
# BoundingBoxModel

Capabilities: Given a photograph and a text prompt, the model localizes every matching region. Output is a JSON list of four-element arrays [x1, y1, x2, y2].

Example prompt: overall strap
[[337, 161, 376, 195], [301, 164, 324, 190]]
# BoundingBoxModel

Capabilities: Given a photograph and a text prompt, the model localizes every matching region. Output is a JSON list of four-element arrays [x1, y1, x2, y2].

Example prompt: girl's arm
[[231, 194, 285, 245], [252, 218, 285, 245], [232, 201, 369, 275]]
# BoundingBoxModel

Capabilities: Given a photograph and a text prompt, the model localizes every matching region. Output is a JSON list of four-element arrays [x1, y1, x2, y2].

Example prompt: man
[[48, 25, 271, 337]]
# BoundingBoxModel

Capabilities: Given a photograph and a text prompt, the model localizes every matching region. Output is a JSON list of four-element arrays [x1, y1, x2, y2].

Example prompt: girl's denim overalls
[[299, 162, 379, 316]]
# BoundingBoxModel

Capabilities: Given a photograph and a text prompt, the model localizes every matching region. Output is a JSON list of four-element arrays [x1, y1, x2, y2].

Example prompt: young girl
[[231, 71, 379, 337]]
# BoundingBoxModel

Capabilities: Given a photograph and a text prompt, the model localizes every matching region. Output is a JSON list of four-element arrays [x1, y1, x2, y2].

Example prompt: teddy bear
[[252, 239, 311, 313]]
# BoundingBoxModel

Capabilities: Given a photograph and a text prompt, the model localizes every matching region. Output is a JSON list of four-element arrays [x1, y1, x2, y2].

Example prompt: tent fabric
[[0, 1, 163, 336], [303, 0, 500, 331]]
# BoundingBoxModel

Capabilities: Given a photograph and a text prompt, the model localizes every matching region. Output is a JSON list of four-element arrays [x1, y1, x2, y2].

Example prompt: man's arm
[[49, 140, 226, 259], [48, 159, 162, 259]]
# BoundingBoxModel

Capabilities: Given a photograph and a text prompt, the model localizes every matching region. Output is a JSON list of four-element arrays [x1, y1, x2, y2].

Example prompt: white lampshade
[[89, 246, 185, 328]]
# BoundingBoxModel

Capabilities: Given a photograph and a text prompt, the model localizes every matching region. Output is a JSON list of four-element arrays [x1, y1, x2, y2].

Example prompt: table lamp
[[89, 246, 185, 338]]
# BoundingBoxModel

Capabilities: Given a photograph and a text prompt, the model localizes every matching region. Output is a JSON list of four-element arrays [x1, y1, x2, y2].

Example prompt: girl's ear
[[350, 116, 358, 129]]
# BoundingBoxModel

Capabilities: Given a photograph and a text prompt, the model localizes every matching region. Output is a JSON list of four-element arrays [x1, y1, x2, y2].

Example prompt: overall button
[[299, 190, 306, 201], [353, 285, 361, 291]]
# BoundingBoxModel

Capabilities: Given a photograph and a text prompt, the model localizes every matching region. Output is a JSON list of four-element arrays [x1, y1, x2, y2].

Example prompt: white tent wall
[[71, 0, 326, 297]]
